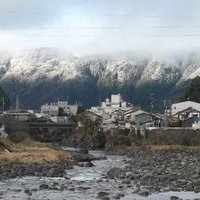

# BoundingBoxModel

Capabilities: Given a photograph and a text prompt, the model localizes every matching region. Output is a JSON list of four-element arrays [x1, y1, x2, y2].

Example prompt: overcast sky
[[0, 0, 200, 55]]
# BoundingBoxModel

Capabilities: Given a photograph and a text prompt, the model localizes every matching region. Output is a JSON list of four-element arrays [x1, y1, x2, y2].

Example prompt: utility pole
[[1, 97, 4, 112], [149, 93, 154, 114], [16, 95, 19, 112], [99, 97, 101, 107]]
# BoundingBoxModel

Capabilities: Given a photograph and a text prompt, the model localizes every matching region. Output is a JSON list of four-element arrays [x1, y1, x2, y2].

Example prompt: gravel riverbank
[[106, 147, 200, 195]]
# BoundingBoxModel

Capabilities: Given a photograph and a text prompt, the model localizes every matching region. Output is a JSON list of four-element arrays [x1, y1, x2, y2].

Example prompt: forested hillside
[[179, 76, 200, 103], [0, 48, 199, 112], [0, 85, 10, 111]]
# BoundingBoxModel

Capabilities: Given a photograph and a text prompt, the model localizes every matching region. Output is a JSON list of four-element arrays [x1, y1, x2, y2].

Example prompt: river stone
[[186, 187, 194, 191], [14, 189, 22, 192], [98, 192, 109, 197], [96, 197, 110, 200], [170, 196, 179, 200], [79, 149, 89, 154], [68, 188, 75, 191], [31, 189, 37, 192], [24, 189, 30, 193], [28, 192, 32, 196], [60, 184, 67, 189], [83, 187, 91, 190], [53, 181, 59, 185], [101, 197, 110, 200], [132, 189, 140, 194], [112, 195, 120, 199], [169, 187, 181, 192], [78, 162, 85, 167], [138, 191, 149, 197], [50, 187, 58, 190], [85, 161, 94, 167], [153, 186, 160, 192], [126, 172, 133, 176], [39, 184, 48, 190], [107, 168, 123, 178], [192, 174, 200, 179], [122, 178, 130, 184], [194, 186, 200, 193]]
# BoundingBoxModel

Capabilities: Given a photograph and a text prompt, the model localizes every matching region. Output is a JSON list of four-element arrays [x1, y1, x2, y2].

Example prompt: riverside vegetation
[[0, 114, 74, 180], [0, 137, 74, 180]]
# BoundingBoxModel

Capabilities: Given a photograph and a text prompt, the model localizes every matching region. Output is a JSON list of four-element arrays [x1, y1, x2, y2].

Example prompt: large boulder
[[91, 132, 106, 149]]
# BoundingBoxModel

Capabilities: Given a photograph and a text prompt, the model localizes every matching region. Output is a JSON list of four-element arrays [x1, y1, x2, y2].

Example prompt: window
[[174, 106, 176, 109]]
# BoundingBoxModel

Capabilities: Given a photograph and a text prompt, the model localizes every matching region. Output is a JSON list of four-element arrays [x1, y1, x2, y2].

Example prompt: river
[[0, 147, 200, 200]]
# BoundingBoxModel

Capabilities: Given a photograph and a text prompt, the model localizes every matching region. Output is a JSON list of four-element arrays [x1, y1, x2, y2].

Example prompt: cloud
[[0, 0, 200, 55]]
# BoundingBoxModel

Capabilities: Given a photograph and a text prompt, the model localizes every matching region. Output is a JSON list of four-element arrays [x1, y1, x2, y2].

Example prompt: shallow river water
[[0, 148, 200, 200]]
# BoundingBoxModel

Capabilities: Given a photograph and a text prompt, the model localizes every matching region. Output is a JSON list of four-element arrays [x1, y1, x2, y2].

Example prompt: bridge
[[27, 122, 78, 129]]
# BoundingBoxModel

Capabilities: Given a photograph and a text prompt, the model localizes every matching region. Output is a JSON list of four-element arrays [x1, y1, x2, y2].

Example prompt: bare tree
[[0, 115, 28, 135]]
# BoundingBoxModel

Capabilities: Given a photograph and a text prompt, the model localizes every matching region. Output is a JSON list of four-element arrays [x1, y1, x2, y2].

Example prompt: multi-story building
[[41, 101, 78, 115], [40, 103, 58, 115], [91, 94, 134, 114], [171, 100, 200, 116]]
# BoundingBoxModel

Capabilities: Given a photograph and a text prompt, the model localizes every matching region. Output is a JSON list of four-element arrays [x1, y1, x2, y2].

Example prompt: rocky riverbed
[[1, 147, 200, 199], [107, 147, 200, 195]]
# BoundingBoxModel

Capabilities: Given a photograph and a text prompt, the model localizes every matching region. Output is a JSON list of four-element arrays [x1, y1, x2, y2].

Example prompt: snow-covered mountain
[[0, 48, 200, 110], [0, 48, 198, 85]]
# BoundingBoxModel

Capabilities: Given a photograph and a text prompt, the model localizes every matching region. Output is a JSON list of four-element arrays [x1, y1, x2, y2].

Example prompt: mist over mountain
[[0, 48, 199, 112]]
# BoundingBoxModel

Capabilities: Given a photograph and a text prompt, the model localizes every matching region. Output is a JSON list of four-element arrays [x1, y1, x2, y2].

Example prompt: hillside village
[[1, 93, 200, 139]]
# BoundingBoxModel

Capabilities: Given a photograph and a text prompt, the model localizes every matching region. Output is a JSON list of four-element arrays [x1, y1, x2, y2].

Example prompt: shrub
[[106, 134, 131, 149], [117, 129, 129, 136], [0, 140, 6, 147], [9, 132, 29, 143], [147, 129, 200, 146]]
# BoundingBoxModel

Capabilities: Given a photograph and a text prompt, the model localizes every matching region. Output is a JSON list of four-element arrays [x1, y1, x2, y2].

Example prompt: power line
[[0, 11, 195, 18], [2, 26, 200, 30], [0, 34, 200, 37]]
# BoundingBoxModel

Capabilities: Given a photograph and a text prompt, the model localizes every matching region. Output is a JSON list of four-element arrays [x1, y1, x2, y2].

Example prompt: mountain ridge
[[0, 48, 199, 111]]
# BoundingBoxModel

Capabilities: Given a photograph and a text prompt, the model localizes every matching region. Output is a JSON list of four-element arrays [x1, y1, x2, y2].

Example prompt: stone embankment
[[60, 132, 106, 150], [107, 147, 200, 195]]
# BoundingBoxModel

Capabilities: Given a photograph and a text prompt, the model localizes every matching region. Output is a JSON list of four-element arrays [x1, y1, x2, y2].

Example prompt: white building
[[58, 101, 78, 115], [41, 104, 58, 115], [91, 94, 134, 114], [41, 101, 78, 115], [171, 101, 200, 116]]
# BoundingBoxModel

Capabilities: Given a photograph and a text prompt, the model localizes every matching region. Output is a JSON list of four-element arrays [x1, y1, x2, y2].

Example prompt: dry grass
[[0, 138, 69, 164], [148, 144, 200, 151], [114, 144, 130, 150], [117, 144, 200, 151]]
